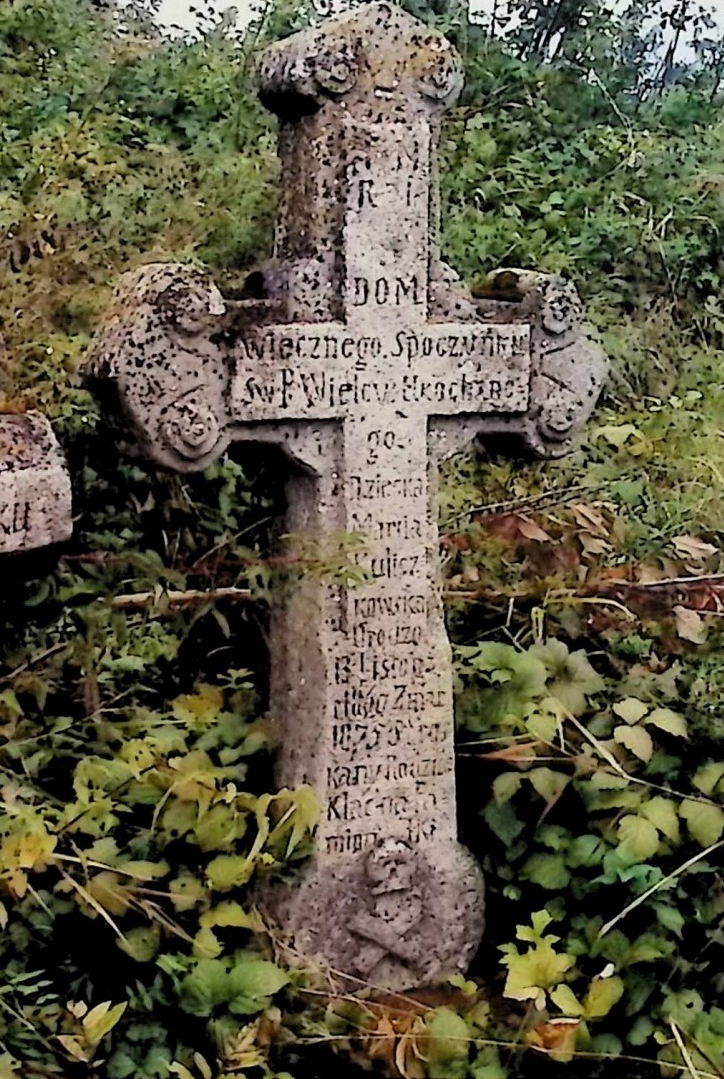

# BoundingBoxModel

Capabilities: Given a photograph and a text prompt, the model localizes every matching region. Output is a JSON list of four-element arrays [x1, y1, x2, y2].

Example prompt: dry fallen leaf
[[674, 605, 708, 644], [671, 535, 719, 564]]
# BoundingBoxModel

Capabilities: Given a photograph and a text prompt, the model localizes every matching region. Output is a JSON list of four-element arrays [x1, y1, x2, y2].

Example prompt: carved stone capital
[[259, 2, 463, 121]]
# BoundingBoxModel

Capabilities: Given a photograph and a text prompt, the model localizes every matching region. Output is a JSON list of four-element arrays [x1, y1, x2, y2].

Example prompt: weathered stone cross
[[86, 3, 606, 990]]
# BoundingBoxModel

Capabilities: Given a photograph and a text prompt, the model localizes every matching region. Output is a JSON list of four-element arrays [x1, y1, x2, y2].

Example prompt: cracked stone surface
[[85, 2, 608, 990]]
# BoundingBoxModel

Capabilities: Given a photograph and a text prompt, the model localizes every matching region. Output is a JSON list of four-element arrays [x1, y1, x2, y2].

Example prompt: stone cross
[[0, 412, 72, 555], [85, 3, 607, 990]]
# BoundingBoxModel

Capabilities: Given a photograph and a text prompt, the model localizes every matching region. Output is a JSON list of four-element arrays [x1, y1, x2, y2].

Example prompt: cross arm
[[84, 263, 295, 473], [472, 269, 608, 457]]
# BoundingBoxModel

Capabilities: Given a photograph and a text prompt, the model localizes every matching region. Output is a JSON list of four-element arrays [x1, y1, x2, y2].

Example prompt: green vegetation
[[2, 0, 724, 1076]]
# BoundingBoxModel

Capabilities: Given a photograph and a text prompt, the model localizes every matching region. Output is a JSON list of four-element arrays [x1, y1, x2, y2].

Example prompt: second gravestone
[[0, 412, 72, 556], [86, 3, 607, 990]]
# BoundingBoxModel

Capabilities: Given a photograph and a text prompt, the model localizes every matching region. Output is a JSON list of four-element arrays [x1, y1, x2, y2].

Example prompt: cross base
[[259, 841, 483, 990]]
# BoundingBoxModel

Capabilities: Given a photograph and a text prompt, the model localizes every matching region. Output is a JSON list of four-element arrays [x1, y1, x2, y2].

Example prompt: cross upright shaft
[[85, 2, 607, 991]]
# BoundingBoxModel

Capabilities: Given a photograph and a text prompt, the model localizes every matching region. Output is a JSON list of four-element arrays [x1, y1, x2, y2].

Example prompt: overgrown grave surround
[[85, 3, 608, 992]]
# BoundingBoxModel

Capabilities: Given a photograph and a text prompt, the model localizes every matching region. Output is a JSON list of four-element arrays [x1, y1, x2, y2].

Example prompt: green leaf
[[483, 801, 525, 844], [653, 903, 685, 936], [589, 1033, 623, 1056], [521, 853, 571, 889], [457, 643, 547, 727], [617, 815, 660, 860], [179, 959, 230, 1017], [528, 767, 569, 803], [117, 925, 161, 963], [679, 800, 724, 846], [227, 953, 289, 1015], [529, 640, 604, 715], [662, 990, 703, 1032], [425, 1007, 471, 1076], [628, 1016, 655, 1046], [614, 724, 654, 762], [493, 773, 522, 806]]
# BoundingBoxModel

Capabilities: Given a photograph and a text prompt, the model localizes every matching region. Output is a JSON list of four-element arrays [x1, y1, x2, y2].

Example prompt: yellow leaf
[[86, 870, 131, 917], [199, 901, 262, 932], [617, 815, 660, 860], [193, 1052, 213, 1079], [529, 767, 569, 803], [169, 871, 208, 912], [583, 975, 624, 1018], [679, 800, 724, 846], [172, 684, 224, 727], [644, 708, 688, 739], [82, 1000, 127, 1048], [596, 423, 643, 449], [193, 926, 223, 959], [693, 762, 724, 796], [550, 984, 585, 1017], [501, 944, 574, 1008], [614, 724, 654, 762], [57, 1034, 89, 1063], [168, 1065, 196, 1079], [642, 797, 680, 843], [612, 698, 649, 724]]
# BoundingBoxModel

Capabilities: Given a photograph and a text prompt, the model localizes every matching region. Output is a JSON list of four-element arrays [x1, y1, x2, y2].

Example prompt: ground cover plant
[[2, 0, 724, 1076]]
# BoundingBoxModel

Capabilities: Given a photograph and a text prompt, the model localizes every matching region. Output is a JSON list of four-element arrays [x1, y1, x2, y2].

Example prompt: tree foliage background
[[2, 0, 724, 1076]]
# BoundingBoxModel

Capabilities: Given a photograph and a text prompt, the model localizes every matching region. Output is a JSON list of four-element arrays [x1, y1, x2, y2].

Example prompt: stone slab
[[0, 412, 72, 554]]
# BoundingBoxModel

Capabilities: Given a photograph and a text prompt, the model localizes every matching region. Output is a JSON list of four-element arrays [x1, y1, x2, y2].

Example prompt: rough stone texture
[[85, 2, 608, 990], [0, 412, 72, 554]]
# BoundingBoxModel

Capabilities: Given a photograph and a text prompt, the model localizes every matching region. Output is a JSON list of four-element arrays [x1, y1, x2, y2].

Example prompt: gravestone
[[85, 2, 607, 990], [0, 412, 72, 555]]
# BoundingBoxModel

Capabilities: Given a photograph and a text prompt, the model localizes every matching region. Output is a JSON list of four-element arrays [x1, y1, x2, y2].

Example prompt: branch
[[109, 586, 254, 609], [441, 483, 607, 531]]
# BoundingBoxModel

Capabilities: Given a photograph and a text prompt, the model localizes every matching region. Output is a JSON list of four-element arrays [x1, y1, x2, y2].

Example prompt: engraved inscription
[[0, 500, 30, 537]]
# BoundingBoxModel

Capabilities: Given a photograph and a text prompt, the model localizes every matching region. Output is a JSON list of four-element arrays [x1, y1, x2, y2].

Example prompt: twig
[[599, 839, 724, 939], [614, 574, 724, 591], [441, 483, 607, 530], [109, 586, 254, 609], [670, 1020, 704, 1079], [565, 711, 723, 809], [0, 642, 68, 684]]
